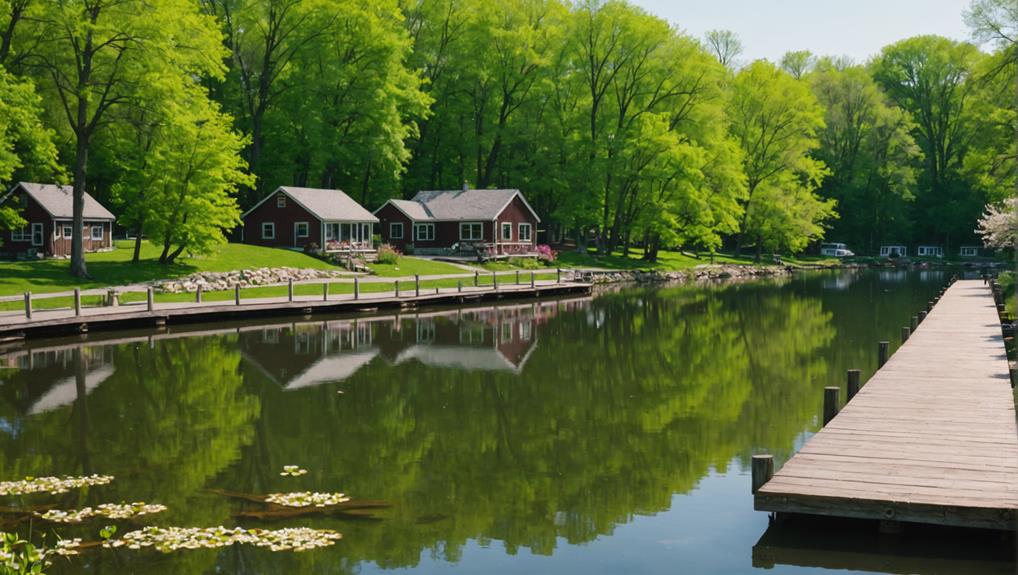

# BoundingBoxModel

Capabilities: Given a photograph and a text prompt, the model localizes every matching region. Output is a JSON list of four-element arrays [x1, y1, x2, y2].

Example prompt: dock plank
[[755, 279, 1018, 530]]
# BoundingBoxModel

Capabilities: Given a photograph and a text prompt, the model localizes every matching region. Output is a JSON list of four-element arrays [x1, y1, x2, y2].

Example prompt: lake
[[1, 269, 1013, 574]]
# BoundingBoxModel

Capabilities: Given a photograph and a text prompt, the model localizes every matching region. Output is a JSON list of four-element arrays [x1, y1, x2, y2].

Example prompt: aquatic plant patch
[[0, 475, 114, 496], [264, 491, 350, 508], [279, 465, 308, 477], [104, 526, 342, 553], [37, 502, 167, 523]]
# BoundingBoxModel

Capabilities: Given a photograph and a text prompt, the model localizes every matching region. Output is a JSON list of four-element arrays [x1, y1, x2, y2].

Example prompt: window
[[501, 222, 512, 241], [90, 225, 104, 241], [295, 221, 309, 238], [414, 223, 435, 241], [960, 247, 978, 257], [10, 226, 28, 242], [460, 222, 483, 241], [262, 222, 276, 239], [276, 195, 286, 208], [62, 225, 73, 239], [389, 222, 404, 239], [31, 223, 43, 246], [518, 223, 532, 242]]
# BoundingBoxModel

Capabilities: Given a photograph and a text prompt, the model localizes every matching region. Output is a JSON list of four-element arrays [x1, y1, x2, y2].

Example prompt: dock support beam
[[492, 272, 497, 291], [147, 287, 154, 312], [196, 285, 203, 304], [457, 281, 462, 293], [415, 275, 420, 297], [73, 288, 81, 317], [394, 280, 400, 297], [322, 282, 328, 302], [823, 386, 840, 426], [516, 270, 520, 285], [288, 279, 294, 302], [530, 272, 535, 289], [23, 292, 31, 319], [847, 369, 861, 400], [878, 341, 889, 368], [474, 271, 479, 287], [557, 268, 562, 284], [901, 326, 910, 343], [236, 285, 242, 305], [354, 277, 360, 300], [752, 454, 774, 494]]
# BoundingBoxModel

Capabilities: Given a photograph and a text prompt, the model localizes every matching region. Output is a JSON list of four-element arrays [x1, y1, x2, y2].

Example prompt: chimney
[[462, 181, 469, 192]]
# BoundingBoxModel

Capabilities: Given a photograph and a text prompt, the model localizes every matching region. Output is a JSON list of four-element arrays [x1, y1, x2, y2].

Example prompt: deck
[[755, 279, 1018, 530]]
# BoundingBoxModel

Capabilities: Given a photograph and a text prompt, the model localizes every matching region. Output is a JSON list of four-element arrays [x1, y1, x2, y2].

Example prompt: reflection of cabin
[[0, 345, 114, 416], [917, 245, 943, 258], [879, 245, 907, 257]]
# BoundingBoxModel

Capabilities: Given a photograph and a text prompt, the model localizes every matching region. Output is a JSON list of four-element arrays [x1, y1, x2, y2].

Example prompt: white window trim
[[90, 225, 104, 241], [276, 195, 286, 208], [459, 222, 483, 241], [262, 222, 276, 240], [414, 222, 435, 241], [389, 222, 403, 239], [31, 223, 43, 246], [960, 247, 978, 256], [518, 223, 532, 242], [295, 221, 309, 238], [501, 222, 512, 241]]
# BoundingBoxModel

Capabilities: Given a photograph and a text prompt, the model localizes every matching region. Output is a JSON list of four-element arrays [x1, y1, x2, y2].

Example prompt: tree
[[977, 197, 1018, 248], [704, 29, 742, 69], [810, 61, 919, 252], [728, 61, 833, 258], [22, 0, 227, 277], [780, 50, 816, 79], [872, 36, 984, 249]]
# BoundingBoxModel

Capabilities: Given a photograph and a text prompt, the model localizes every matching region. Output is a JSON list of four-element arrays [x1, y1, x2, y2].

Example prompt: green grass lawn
[[367, 256, 467, 277]]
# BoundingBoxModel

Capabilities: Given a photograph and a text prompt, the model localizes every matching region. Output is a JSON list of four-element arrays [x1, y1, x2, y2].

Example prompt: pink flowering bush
[[536, 244, 557, 263]]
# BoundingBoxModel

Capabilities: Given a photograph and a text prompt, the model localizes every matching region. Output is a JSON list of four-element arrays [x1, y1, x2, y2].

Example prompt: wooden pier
[[0, 273, 591, 341], [754, 279, 1017, 530]]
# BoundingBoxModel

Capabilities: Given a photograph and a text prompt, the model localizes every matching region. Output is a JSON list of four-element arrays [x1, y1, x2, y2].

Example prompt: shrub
[[376, 244, 400, 265], [536, 244, 557, 263], [303, 242, 320, 254], [508, 256, 541, 270]]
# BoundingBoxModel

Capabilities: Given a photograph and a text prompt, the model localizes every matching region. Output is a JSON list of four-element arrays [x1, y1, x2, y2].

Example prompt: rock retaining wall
[[571, 264, 792, 285], [153, 267, 351, 293]]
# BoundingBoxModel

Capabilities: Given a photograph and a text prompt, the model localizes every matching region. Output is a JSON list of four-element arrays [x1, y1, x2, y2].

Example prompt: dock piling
[[474, 271, 479, 287], [288, 279, 294, 302], [395, 280, 400, 297], [919, 310, 927, 323], [878, 341, 889, 368], [910, 315, 918, 332], [73, 288, 81, 317], [236, 285, 242, 305], [322, 282, 328, 301], [557, 268, 562, 284], [516, 270, 520, 285], [23, 292, 31, 319], [530, 272, 536, 289], [415, 275, 420, 297], [752, 454, 774, 494], [354, 277, 360, 300], [492, 272, 497, 291], [901, 326, 910, 343], [823, 386, 840, 426], [147, 287, 154, 312], [847, 369, 861, 400], [196, 285, 203, 304], [457, 280, 462, 293]]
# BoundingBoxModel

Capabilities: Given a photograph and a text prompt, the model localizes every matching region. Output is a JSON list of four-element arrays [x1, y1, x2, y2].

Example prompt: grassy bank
[[554, 248, 840, 271]]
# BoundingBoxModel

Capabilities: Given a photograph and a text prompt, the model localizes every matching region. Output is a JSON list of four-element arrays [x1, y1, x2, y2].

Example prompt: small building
[[959, 246, 981, 257], [241, 186, 378, 255], [0, 182, 115, 258], [917, 245, 944, 258], [374, 187, 540, 260], [879, 245, 907, 257]]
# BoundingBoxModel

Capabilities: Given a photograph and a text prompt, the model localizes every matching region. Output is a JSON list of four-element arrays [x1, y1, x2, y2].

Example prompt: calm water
[[0, 269, 1013, 574]]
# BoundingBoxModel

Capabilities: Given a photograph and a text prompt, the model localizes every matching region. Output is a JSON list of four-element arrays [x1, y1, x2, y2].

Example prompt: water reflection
[[0, 271, 1004, 574]]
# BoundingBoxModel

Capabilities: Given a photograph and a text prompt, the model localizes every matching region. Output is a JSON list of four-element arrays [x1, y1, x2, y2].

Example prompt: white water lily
[[0, 475, 114, 496], [103, 526, 341, 553], [279, 465, 308, 477], [37, 502, 167, 523], [264, 491, 350, 508]]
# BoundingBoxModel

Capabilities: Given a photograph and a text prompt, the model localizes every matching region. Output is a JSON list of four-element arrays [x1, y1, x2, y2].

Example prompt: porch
[[322, 221, 375, 254]]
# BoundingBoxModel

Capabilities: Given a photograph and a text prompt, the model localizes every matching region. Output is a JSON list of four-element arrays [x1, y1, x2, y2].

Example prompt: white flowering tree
[[977, 198, 1018, 249]]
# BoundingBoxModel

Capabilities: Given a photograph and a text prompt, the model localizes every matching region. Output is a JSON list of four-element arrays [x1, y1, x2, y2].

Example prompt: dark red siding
[[243, 191, 321, 249], [494, 195, 538, 254], [1, 191, 112, 257], [375, 203, 413, 251]]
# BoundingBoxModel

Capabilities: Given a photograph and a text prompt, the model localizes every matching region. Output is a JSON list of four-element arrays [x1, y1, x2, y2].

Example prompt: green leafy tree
[[780, 50, 816, 79], [728, 60, 834, 258]]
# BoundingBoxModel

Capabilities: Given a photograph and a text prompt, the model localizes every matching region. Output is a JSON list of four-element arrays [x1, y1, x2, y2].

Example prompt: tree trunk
[[165, 243, 187, 264], [132, 221, 144, 263], [754, 235, 763, 263], [70, 131, 89, 277]]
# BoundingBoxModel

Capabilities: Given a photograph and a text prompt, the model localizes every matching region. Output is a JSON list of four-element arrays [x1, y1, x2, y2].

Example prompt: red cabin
[[0, 182, 115, 259]]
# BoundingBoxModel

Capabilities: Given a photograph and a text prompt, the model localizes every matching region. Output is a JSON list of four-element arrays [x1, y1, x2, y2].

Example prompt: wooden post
[[1011, 368, 1016, 389], [751, 454, 774, 494], [415, 274, 420, 297], [919, 310, 927, 323], [73, 287, 81, 316], [878, 341, 889, 368], [354, 277, 360, 300], [288, 279, 294, 302], [557, 268, 562, 284], [474, 271, 479, 287], [927, 300, 934, 313], [492, 271, 497, 291], [530, 271, 535, 289], [823, 386, 840, 426], [901, 326, 910, 343], [323, 282, 328, 301], [236, 284, 242, 305], [395, 280, 400, 297], [515, 270, 520, 285], [23, 292, 31, 320], [196, 285, 203, 304], [997, 303, 1006, 316], [147, 287, 154, 312], [847, 369, 861, 400], [457, 280, 462, 293], [910, 315, 918, 332]]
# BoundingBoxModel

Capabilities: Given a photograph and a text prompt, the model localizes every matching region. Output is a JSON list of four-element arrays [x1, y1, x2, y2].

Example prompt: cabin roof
[[4, 182, 116, 221], [379, 189, 540, 222], [243, 186, 379, 223]]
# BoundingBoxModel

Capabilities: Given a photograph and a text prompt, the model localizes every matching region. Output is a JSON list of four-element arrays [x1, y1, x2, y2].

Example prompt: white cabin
[[879, 245, 907, 257], [917, 245, 943, 258]]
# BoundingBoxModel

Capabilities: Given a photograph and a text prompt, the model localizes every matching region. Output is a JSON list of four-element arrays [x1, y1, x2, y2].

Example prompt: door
[[31, 223, 43, 246]]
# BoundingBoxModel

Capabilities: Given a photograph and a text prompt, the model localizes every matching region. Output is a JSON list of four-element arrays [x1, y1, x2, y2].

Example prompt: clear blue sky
[[630, 0, 973, 64]]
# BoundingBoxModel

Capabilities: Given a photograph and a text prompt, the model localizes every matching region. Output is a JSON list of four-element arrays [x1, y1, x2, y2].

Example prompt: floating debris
[[264, 492, 350, 508], [104, 526, 341, 553], [0, 475, 114, 496], [37, 502, 167, 523], [279, 465, 308, 477]]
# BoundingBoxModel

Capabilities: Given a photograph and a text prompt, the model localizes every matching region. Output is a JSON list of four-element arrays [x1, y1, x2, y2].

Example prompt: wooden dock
[[0, 277, 591, 341], [754, 279, 1018, 530]]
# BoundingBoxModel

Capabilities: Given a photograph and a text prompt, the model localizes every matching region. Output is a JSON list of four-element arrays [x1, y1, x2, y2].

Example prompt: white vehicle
[[820, 243, 854, 257]]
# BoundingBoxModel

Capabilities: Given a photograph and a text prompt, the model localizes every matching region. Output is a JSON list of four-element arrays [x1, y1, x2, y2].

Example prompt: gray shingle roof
[[387, 198, 432, 220], [260, 186, 378, 222], [10, 182, 115, 220], [408, 189, 530, 221]]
